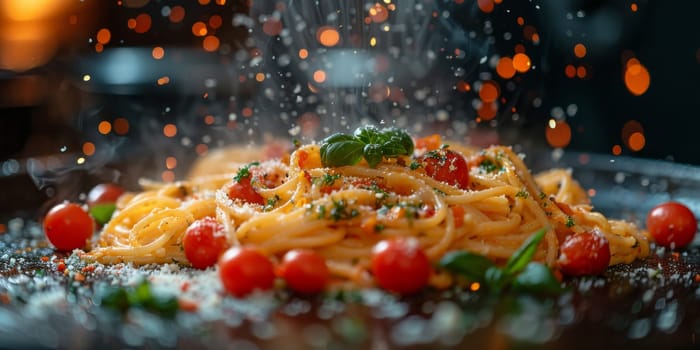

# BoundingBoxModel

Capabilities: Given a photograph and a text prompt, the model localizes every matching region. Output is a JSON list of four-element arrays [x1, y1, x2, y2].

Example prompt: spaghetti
[[83, 133, 650, 288]]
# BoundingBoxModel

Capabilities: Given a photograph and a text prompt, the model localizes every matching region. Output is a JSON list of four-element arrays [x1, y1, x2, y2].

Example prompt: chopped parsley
[[264, 195, 280, 212], [538, 192, 547, 200], [479, 158, 503, 173], [315, 173, 341, 186], [565, 216, 575, 227], [233, 162, 260, 182], [515, 190, 529, 199], [409, 160, 422, 170]]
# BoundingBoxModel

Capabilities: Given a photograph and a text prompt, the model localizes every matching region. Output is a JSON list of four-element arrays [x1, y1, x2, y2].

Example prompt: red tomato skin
[[183, 217, 228, 269], [227, 178, 265, 205], [558, 231, 611, 276], [87, 183, 124, 206], [646, 202, 697, 249], [417, 149, 470, 190], [371, 238, 431, 294], [279, 249, 329, 294], [43, 203, 94, 251], [218, 247, 275, 297]]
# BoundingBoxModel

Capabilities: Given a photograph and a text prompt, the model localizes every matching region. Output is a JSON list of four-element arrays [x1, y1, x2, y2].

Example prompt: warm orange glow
[[2, 0, 63, 21], [127, 18, 137, 29], [192, 21, 208, 37], [574, 43, 587, 58], [152, 46, 165, 59], [255, 73, 265, 82], [198, 0, 211, 4], [317, 27, 340, 47], [470, 282, 481, 292], [204, 115, 215, 125], [612, 145, 622, 155], [512, 53, 531, 73], [242, 107, 253, 118], [496, 57, 516, 79], [477, 0, 494, 13], [545, 120, 572, 148], [624, 59, 650, 96], [95, 43, 104, 53], [369, 4, 389, 23], [114, 118, 129, 135], [163, 124, 177, 137], [514, 44, 526, 54], [516, 17, 524, 26], [628, 132, 645, 151], [169, 6, 185, 23], [576, 66, 587, 78], [263, 19, 283, 36], [195, 144, 209, 155], [98, 121, 112, 135], [298, 49, 309, 59], [82, 142, 95, 156], [216, 0, 226, 4], [313, 70, 327, 83], [630, 3, 638, 12], [133, 13, 152, 34], [523, 25, 537, 41], [166, 156, 177, 169], [161, 170, 175, 183], [202, 35, 220, 52], [209, 15, 223, 29], [157, 76, 170, 85], [479, 81, 500, 103], [97, 28, 111, 44], [477, 102, 498, 121], [565, 65, 576, 78], [456, 80, 471, 92]]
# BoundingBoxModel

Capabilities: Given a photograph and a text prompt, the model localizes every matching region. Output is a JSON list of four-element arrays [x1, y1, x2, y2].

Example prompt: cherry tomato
[[183, 217, 228, 269], [279, 249, 329, 294], [227, 178, 265, 205], [218, 247, 275, 297], [646, 202, 697, 249], [557, 230, 611, 276], [87, 183, 124, 206], [43, 202, 94, 251], [417, 149, 470, 190], [371, 238, 431, 294]]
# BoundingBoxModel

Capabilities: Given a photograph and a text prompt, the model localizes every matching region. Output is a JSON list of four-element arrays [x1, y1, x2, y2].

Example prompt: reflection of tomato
[[646, 202, 697, 249], [558, 231, 611, 276], [183, 218, 228, 269], [227, 178, 264, 205], [219, 247, 275, 297], [417, 149, 470, 189], [371, 238, 431, 294], [279, 249, 329, 294], [43, 203, 94, 251], [87, 183, 124, 206]]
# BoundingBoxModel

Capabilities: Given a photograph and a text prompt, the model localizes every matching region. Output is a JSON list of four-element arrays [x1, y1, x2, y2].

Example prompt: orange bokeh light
[[612, 144, 622, 155], [545, 120, 572, 148], [166, 156, 177, 169], [98, 121, 112, 135], [114, 118, 129, 135], [152, 46, 164, 59], [313, 70, 327, 83], [192, 21, 208, 37], [195, 144, 209, 155], [477, 0, 494, 13], [157, 76, 170, 85], [479, 81, 500, 103], [574, 43, 587, 58], [255, 73, 265, 82], [477, 102, 498, 121], [369, 3, 389, 23], [631, 3, 638, 12], [456, 80, 471, 92], [565, 65, 576, 78], [161, 170, 175, 182], [163, 124, 177, 137], [576, 66, 587, 78], [82, 142, 95, 156], [209, 15, 223, 29], [133, 13, 152, 34], [512, 53, 531, 73], [169, 6, 185, 23], [263, 18, 283, 36], [96, 28, 111, 44], [496, 57, 516, 79], [298, 49, 308, 59], [317, 27, 340, 47], [628, 132, 645, 151], [624, 59, 650, 96], [204, 115, 215, 125], [202, 35, 220, 52]]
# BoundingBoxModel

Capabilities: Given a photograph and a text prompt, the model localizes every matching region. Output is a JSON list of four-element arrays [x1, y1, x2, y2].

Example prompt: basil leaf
[[512, 262, 564, 295], [380, 140, 407, 158], [484, 266, 509, 293], [439, 251, 495, 282], [353, 125, 380, 144], [90, 203, 116, 225], [363, 144, 383, 168], [320, 135, 364, 167], [382, 128, 414, 155], [504, 228, 546, 276]]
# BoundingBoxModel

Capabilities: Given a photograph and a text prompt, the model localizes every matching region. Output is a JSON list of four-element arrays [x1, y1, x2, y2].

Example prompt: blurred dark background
[[0, 0, 698, 216]]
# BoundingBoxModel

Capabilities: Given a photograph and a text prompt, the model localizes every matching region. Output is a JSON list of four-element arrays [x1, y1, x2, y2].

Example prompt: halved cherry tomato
[[228, 178, 265, 205], [218, 247, 275, 297], [87, 183, 124, 206], [557, 230, 611, 276], [183, 217, 228, 269], [279, 249, 329, 294], [646, 202, 697, 249], [43, 202, 94, 251], [371, 238, 431, 294], [417, 149, 470, 190]]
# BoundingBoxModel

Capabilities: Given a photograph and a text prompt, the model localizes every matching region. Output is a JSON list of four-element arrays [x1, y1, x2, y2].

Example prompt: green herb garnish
[[565, 216, 575, 227], [439, 228, 562, 295], [234, 162, 260, 182], [90, 203, 117, 225], [99, 279, 179, 318], [479, 158, 503, 173], [320, 126, 414, 168], [515, 190, 529, 199]]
